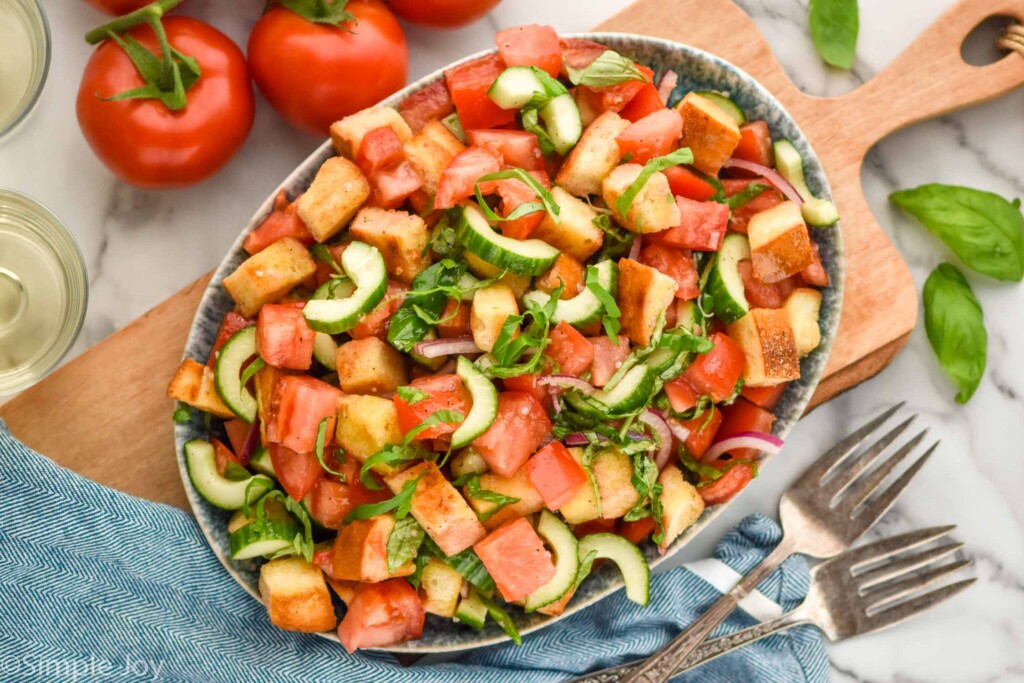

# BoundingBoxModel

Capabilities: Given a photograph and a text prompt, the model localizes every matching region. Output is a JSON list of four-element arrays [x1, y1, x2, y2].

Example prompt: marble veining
[[1, 0, 1021, 679]]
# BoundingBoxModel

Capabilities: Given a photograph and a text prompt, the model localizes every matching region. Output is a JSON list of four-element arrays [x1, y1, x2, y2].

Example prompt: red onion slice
[[412, 336, 482, 358], [563, 432, 596, 447], [237, 419, 261, 465], [723, 158, 804, 205], [639, 409, 673, 469], [538, 375, 596, 395], [668, 419, 691, 444], [628, 234, 642, 261], [702, 431, 784, 464], [657, 70, 679, 105]]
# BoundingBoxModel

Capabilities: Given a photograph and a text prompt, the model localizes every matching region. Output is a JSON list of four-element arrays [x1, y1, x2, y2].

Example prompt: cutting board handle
[[839, 0, 1024, 146]]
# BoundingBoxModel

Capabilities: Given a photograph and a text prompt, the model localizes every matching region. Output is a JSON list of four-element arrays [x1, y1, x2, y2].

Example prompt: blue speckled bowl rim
[[174, 32, 845, 654]]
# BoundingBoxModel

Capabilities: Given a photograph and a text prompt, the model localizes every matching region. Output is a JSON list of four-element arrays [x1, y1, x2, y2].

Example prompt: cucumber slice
[[303, 241, 388, 334], [441, 112, 466, 143], [488, 66, 547, 110], [773, 139, 840, 227], [591, 365, 657, 417], [703, 233, 750, 324], [230, 518, 302, 560], [454, 589, 489, 630], [457, 204, 559, 276], [249, 447, 277, 479], [691, 91, 746, 125], [214, 326, 258, 423], [525, 511, 579, 612], [540, 93, 583, 155], [564, 391, 612, 421], [521, 260, 617, 327], [675, 300, 704, 335], [184, 440, 274, 510], [577, 533, 650, 606], [312, 332, 338, 370], [450, 356, 499, 449]]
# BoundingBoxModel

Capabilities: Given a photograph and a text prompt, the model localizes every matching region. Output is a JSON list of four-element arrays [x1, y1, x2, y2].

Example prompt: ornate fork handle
[[571, 612, 808, 683]]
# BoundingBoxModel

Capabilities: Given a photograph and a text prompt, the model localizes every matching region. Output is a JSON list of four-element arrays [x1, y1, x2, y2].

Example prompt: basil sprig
[[586, 263, 622, 339], [344, 474, 424, 524], [617, 147, 695, 218], [314, 417, 345, 479], [727, 183, 770, 209], [460, 475, 520, 523], [891, 184, 1024, 282], [923, 264, 987, 403], [475, 168, 561, 225], [808, 0, 859, 70], [386, 516, 425, 574], [566, 50, 648, 88], [623, 452, 665, 544], [387, 259, 465, 352], [396, 386, 430, 405], [486, 285, 563, 378]]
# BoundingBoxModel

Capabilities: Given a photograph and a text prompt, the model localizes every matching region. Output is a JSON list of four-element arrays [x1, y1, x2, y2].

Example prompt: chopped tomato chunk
[[212, 438, 244, 478], [445, 54, 517, 130], [350, 281, 408, 340], [436, 297, 472, 338], [723, 178, 783, 234], [434, 146, 502, 210], [309, 462, 389, 529], [709, 397, 776, 463], [559, 37, 610, 78], [243, 190, 314, 255], [639, 244, 700, 300], [257, 303, 315, 371], [546, 321, 594, 377], [651, 197, 728, 252], [588, 335, 631, 387], [493, 172, 549, 239], [618, 516, 656, 545], [473, 392, 551, 477], [575, 517, 616, 538], [536, 253, 585, 299], [616, 109, 683, 164], [663, 166, 718, 201], [741, 383, 788, 410], [337, 579, 425, 653], [394, 374, 471, 441], [800, 240, 830, 287], [370, 161, 424, 210], [474, 517, 557, 602], [398, 80, 455, 133], [699, 463, 755, 505], [732, 121, 773, 167], [496, 24, 561, 77], [267, 375, 343, 454], [680, 332, 745, 402], [465, 129, 544, 171], [619, 82, 664, 122], [268, 443, 322, 501], [223, 419, 252, 459], [524, 441, 589, 510], [501, 373, 553, 412], [738, 260, 795, 308], [356, 126, 405, 176], [664, 376, 698, 413], [672, 407, 722, 459], [207, 311, 254, 367]]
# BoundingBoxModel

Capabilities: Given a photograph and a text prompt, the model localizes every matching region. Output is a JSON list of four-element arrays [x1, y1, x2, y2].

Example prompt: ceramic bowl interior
[[174, 32, 845, 653]]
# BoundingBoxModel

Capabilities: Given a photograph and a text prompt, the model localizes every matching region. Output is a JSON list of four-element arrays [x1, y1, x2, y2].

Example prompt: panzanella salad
[[168, 25, 836, 652]]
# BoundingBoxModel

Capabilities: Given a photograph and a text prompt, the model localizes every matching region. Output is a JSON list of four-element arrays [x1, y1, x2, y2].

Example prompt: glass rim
[[0, 189, 88, 396], [0, 0, 51, 141]]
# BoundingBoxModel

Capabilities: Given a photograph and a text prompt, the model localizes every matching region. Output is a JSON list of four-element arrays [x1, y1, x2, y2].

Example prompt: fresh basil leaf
[[359, 443, 432, 491], [586, 263, 622, 339], [592, 212, 636, 261], [678, 451, 725, 480], [485, 284, 563, 378], [521, 107, 557, 156], [403, 410, 464, 445], [422, 537, 496, 593], [574, 548, 599, 590], [250, 490, 315, 562], [345, 475, 423, 524], [396, 386, 430, 405], [426, 210, 464, 259], [476, 169, 561, 224], [890, 184, 1024, 282], [923, 264, 987, 403], [314, 417, 345, 479], [407, 552, 433, 589], [388, 260, 464, 351], [526, 67, 570, 106], [726, 183, 769, 209], [478, 592, 523, 646], [617, 147, 695, 218], [387, 516, 425, 574], [239, 357, 266, 389], [172, 403, 192, 424], [809, 0, 859, 69], [566, 50, 648, 88], [310, 244, 342, 273], [463, 475, 520, 523]]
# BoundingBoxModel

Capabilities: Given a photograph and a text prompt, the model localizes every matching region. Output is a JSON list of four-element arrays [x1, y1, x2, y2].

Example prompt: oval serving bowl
[[175, 32, 845, 653]]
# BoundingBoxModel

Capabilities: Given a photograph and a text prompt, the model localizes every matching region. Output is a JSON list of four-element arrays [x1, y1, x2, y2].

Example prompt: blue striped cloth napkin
[[0, 421, 828, 682]]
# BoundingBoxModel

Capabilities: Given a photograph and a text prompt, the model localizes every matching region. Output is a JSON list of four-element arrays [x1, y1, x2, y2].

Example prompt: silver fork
[[620, 403, 937, 683], [574, 526, 974, 682]]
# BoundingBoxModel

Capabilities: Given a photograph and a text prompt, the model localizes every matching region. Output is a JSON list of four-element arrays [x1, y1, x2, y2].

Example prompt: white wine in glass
[[0, 0, 49, 139]]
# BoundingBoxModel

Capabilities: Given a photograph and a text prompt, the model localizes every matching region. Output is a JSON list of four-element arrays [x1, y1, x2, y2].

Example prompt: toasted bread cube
[[324, 577, 360, 606], [657, 465, 705, 552], [335, 337, 408, 395], [536, 252, 586, 298], [784, 288, 823, 356], [592, 446, 640, 519], [470, 283, 519, 353], [727, 308, 801, 387], [336, 394, 403, 473], [748, 201, 814, 283], [348, 207, 429, 285], [330, 107, 413, 159], [332, 514, 416, 583], [537, 587, 576, 616], [533, 187, 605, 262], [223, 237, 317, 317], [167, 359, 235, 419], [556, 111, 630, 197], [559, 447, 600, 524], [464, 252, 530, 297], [297, 157, 371, 243], [617, 258, 678, 346], [602, 164, 681, 234], [258, 557, 337, 632], [387, 462, 486, 556], [465, 468, 545, 530], [403, 120, 465, 195], [418, 558, 464, 618], [677, 93, 742, 175]]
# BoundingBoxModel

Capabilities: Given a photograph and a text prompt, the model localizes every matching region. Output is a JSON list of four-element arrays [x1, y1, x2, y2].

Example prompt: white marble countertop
[[3, 0, 1023, 680]]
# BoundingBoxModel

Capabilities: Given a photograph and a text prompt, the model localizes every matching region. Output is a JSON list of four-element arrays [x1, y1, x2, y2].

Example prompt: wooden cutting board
[[4, 0, 1023, 510]]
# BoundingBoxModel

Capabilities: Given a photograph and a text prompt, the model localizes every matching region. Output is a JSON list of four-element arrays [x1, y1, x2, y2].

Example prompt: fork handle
[[618, 537, 797, 683]]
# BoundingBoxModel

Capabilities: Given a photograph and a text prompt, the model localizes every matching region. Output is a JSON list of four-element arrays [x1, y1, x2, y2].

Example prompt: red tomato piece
[[739, 259, 788, 309], [575, 517, 616, 538], [619, 83, 664, 122], [257, 304, 315, 370], [494, 173, 549, 239], [207, 311, 254, 367], [244, 190, 314, 255], [268, 443, 323, 501], [664, 377, 698, 413], [309, 478, 353, 529], [501, 374, 553, 412], [710, 397, 776, 463], [663, 166, 718, 201], [398, 79, 455, 132], [524, 441, 589, 510], [588, 335, 632, 387], [394, 374, 471, 441], [732, 121, 773, 167], [445, 54, 516, 130], [370, 161, 424, 210], [212, 438, 244, 478], [434, 146, 502, 210], [652, 197, 729, 252], [616, 109, 683, 164], [350, 281, 408, 340], [545, 321, 595, 377], [436, 298, 472, 338], [741, 383, 788, 411], [356, 126, 405, 176], [314, 244, 348, 287], [337, 579, 425, 653], [800, 240, 830, 287], [699, 463, 755, 506], [672, 407, 723, 459], [473, 392, 552, 477], [495, 24, 561, 77], [465, 129, 544, 171], [639, 244, 700, 300], [559, 38, 610, 77], [618, 516, 656, 545], [723, 178, 783, 234], [681, 332, 745, 402], [473, 517, 557, 602], [223, 419, 252, 458], [267, 376, 344, 454]]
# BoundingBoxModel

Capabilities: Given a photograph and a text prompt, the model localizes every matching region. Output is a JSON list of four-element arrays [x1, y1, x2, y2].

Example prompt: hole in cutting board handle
[[961, 15, 1019, 66]]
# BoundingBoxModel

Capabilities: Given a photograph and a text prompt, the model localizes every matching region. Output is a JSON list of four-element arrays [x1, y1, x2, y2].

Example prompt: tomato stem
[[277, 0, 358, 29], [84, 0, 183, 45]]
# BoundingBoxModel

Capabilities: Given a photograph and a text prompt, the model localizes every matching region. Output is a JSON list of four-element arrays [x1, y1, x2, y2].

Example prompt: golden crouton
[[335, 337, 408, 395], [602, 164, 681, 234], [470, 283, 519, 353], [727, 308, 801, 387], [403, 120, 465, 195], [465, 469, 545, 530], [617, 258, 677, 346], [559, 447, 600, 524], [258, 557, 337, 633], [532, 187, 605, 262], [748, 201, 814, 283], [332, 514, 416, 583], [783, 288, 823, 356], [223, 237, 317, 317], [297, 157, 371, 243], [677, 93, 742, 175], [348, 207, 429, 285], [657, 465, 705, 553], [336, 395, 404, 470], [556, 111, 630, 197], [330, 107, 413, 159], [418, 559, 464, 618], [166, 359, 235, 419], [386, 462, 486, 556]]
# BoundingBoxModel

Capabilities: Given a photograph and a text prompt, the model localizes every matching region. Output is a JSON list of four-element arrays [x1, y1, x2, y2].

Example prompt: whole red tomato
[[387, 0, 502, 28], [76, 17, 254, 189], [248, 0, 408, 136], [84, 0, 156, 15]]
